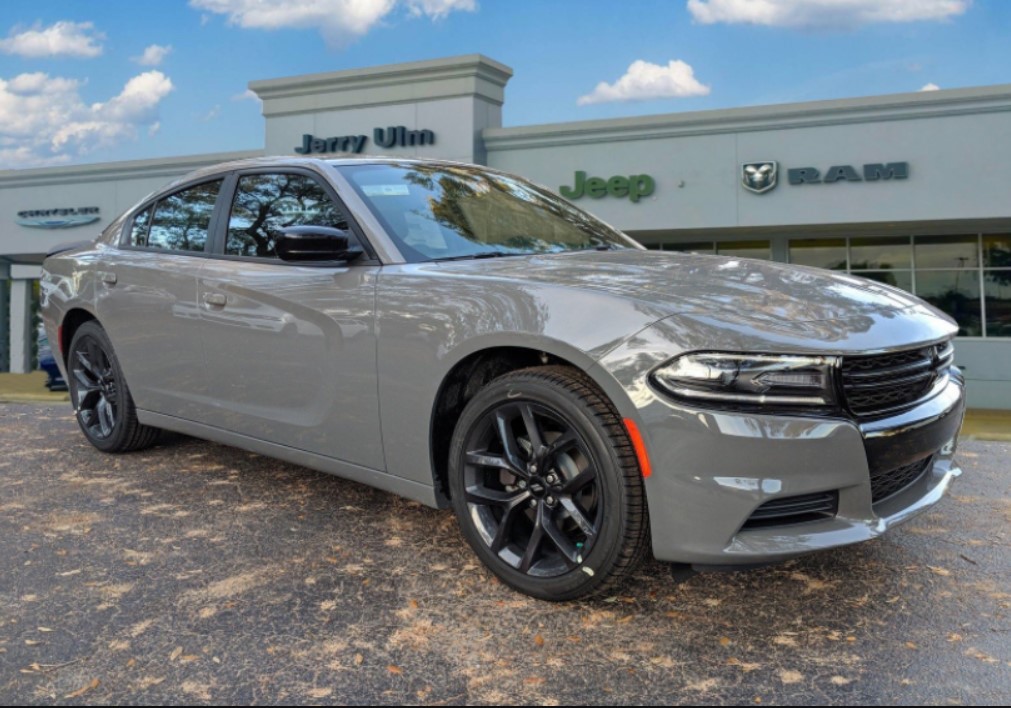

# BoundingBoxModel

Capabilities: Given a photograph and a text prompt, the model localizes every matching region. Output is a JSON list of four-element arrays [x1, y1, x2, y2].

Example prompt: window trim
[[208, 166, 380, 266], [119, 174, 231, 258]]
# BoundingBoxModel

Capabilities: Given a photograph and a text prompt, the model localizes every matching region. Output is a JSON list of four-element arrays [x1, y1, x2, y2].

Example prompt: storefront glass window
[[914, 234, 979, 269], [850, 236, 911, 270], [717, 241, 770, 260], [850, 270, 913, 292], [665, 242, 714, 254], [913, 271, 983, 336], [789, 239, 846, 270], [985, 269, 1011, 337], [983, 234, 1011, 268]]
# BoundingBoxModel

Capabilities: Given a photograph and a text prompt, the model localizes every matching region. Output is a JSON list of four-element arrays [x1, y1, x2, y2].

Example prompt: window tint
[[147, 180, 222, 252], [789, 238, 846, 270], [225, 173, 349, 258], [914, 234, 979, 269], [129, 207, 151, 247], [850, 237, 911, 270], [717, 240, 770, 260]]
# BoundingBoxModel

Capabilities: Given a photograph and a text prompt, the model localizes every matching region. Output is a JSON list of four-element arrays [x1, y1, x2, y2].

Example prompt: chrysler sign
[[17, 207, 100, 229]]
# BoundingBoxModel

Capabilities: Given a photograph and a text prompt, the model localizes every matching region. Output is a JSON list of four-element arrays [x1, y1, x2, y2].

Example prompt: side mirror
[[275, 226, 365, 263]]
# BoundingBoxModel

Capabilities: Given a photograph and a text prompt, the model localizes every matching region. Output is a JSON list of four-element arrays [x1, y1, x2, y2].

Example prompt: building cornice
[[249, 54, 513, 117], [484, 84, 1011, 151], [0, 150, 263, 189]]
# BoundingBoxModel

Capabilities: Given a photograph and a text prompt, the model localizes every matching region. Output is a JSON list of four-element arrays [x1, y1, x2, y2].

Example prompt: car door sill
[[137, 409, 439, 508]]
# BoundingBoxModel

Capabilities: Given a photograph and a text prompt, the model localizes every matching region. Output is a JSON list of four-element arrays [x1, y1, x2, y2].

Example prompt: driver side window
[[225, 173, 349, 258]]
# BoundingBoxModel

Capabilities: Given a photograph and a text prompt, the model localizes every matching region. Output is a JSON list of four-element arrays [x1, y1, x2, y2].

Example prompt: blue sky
[[0, 0, 1008, 169]]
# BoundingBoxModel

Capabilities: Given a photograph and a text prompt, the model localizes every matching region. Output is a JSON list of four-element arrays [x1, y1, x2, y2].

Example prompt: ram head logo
[[741, 161, 778, 194]]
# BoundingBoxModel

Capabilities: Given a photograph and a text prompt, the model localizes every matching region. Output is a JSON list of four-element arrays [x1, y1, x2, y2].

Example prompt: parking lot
[[0, 402, 1008, 705]]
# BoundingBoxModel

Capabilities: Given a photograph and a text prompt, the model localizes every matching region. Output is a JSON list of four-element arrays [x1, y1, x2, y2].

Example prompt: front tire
[[448, 366, 649, 601], [68, 321, 160, 453]]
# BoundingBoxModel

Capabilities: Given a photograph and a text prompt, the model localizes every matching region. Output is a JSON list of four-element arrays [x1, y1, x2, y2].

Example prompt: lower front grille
[[742, 491, 838, 529], [871, 456, 932, 505]]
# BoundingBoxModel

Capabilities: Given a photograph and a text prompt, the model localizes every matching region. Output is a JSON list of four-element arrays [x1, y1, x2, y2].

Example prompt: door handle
[[203, 292, 227, 307], [100, 272, 117, 286]]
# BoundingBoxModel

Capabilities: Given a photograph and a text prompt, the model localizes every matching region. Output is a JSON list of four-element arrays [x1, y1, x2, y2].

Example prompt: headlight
[[651, 352, 840, 407]]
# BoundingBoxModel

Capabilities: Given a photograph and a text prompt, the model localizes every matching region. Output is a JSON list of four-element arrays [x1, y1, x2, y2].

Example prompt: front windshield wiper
[[430, 251, 522, 262]]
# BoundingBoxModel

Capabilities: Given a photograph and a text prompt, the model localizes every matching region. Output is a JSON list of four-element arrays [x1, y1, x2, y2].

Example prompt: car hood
[[429, 249, 930, 325]]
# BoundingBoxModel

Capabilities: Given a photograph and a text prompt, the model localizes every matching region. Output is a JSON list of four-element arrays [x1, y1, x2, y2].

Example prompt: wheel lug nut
[[546, 474, 557, 485], [546, 496, 556, 506], [528, 499, 537, 508], [518, 480, 527, 489]]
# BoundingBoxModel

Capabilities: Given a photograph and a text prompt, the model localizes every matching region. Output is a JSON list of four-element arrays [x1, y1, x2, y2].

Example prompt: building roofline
[[0, 149, 264, 188], [484, 83, 1011, 151], [249, 54, 513, 117]]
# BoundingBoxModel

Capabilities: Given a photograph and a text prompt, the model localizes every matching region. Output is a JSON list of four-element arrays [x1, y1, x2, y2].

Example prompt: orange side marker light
[[623, 418, 652, 479]]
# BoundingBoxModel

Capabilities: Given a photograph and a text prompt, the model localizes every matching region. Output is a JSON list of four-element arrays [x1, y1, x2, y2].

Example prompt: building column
[[8, 278, 32, 373], [0, 264, 9, 371]]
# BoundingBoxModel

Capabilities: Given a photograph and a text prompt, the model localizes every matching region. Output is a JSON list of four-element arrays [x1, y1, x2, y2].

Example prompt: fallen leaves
[[965, 647, 998, 664], [65, 678, 99, 699], [927, 566, 951, 577], [779, 669, 804, 685], [727, 657, 761, 673]]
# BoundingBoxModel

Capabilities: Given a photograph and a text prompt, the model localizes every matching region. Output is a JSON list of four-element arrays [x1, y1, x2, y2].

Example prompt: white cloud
[[919, 82, 941, 91], [0, 20, 104, 58], [687, 0, 971, 29], [578, 59, 711, 106], [200, 104, 221, 122], [133, 43, 172, 66], [232, 88, 262, 105], [0, 70, 173, 168], [189, 0, 476, 46], [406, 0, 476, 18]]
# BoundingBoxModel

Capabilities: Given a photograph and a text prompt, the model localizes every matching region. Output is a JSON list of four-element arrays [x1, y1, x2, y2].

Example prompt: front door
[[195, 170, 384, 471]]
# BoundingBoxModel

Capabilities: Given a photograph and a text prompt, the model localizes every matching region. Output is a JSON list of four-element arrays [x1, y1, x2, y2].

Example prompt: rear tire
[[448, 366, 650, 601], [67, 321, 160, 453]]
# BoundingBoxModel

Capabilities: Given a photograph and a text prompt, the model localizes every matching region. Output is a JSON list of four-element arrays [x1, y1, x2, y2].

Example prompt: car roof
[[168, 155, 485, 188]]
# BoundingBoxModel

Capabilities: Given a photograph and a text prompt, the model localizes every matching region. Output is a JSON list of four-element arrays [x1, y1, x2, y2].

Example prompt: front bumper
[[640, 375, 965, 566]]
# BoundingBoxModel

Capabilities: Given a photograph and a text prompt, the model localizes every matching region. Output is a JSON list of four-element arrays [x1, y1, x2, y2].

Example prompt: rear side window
[[225, 173, 349, 258], [128, 207, 151, 247], [146, 180, 223, 253]]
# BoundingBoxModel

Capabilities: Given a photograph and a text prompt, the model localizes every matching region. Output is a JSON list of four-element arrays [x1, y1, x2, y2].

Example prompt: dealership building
[[1, 54, 1009, 409]]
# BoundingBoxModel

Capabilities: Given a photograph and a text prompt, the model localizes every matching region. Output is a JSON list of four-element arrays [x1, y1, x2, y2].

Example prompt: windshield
[[335, 162, 639, 262]]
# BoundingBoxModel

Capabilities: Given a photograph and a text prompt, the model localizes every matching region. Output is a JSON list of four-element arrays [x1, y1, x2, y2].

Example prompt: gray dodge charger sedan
[[42, 157, 965, 601]]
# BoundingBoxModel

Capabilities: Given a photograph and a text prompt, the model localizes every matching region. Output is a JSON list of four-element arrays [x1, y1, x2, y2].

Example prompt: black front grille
[[742, 491, 838, 529], [841, 342, 954, 417], [871, 456, 932, 504]]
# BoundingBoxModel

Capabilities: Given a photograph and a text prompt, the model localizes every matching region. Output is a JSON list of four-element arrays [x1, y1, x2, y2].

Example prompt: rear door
[[194, 169, 384, 470], [96, 178, 225, 419]]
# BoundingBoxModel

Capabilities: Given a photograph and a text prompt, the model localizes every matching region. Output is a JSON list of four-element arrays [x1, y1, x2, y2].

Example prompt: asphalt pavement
[[0, 402, 1008, 705]]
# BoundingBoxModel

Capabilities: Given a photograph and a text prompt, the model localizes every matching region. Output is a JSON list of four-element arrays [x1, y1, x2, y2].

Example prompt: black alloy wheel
[[68, 321, 160, 453], [449, 366, 649, 601], [72, 332, 119, 440], [461, 400, 603, 577]]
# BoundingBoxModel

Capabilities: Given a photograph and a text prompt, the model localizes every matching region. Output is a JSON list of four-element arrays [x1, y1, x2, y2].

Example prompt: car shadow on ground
[[0, 404, 1007, 705]]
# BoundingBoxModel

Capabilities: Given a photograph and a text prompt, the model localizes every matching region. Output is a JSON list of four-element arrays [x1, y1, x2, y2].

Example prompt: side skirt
[[138, 409, 440, 508]]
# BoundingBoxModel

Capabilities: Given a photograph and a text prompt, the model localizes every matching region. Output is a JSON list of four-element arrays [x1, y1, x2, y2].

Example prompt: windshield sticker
[[361, 184, 410, 197]]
